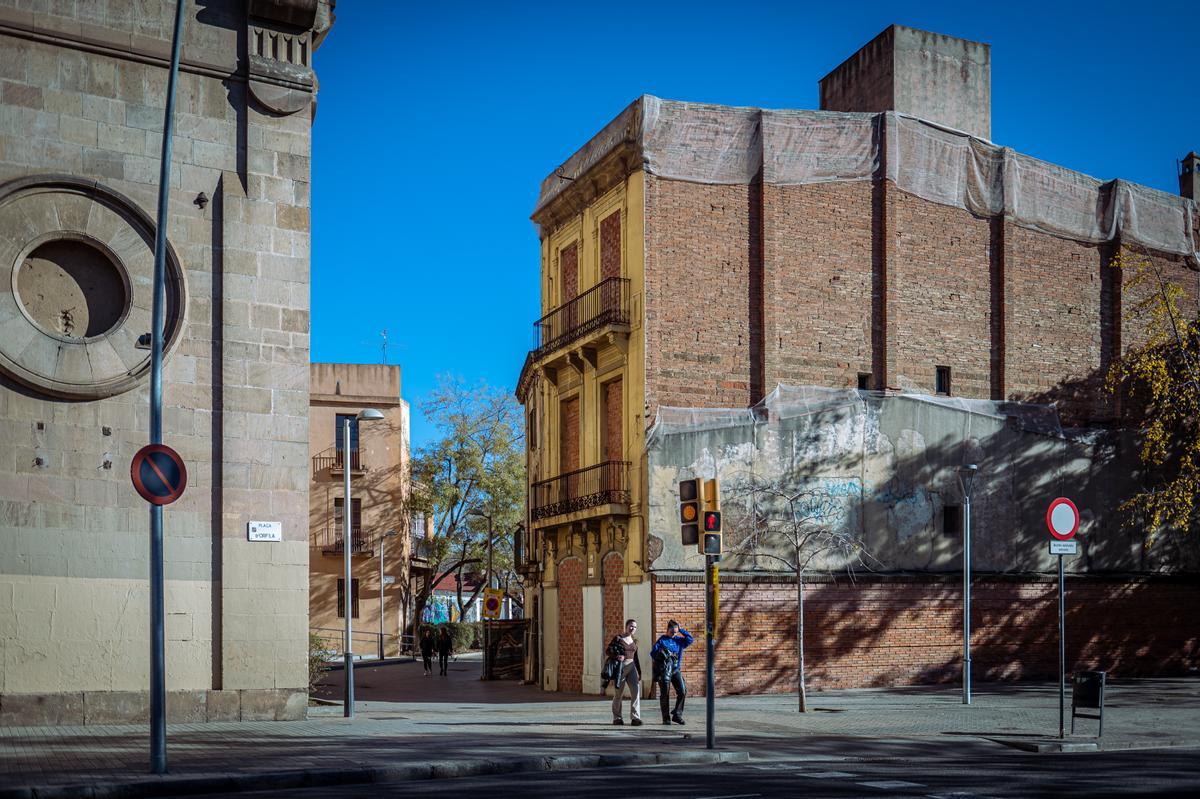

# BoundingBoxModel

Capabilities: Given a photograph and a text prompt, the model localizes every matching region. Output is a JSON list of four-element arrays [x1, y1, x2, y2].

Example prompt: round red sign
[[131, 444, 188, 506], [1046, 497, 1079, 540]]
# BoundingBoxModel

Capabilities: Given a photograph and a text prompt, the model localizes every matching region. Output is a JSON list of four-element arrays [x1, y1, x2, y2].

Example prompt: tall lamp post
[[957, 463, 979, 706], [378, 529, 399, 660], [467, 508, 493, 680], [343, 407, 384, 719]]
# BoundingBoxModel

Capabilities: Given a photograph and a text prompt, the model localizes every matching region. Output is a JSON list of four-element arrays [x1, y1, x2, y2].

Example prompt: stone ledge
[[0, 689, 306, 728]]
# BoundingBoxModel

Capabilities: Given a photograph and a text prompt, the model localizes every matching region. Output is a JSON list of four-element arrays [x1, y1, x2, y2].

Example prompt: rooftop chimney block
[[1181, 152, 1200, 201], [820, 25, 991, 140]]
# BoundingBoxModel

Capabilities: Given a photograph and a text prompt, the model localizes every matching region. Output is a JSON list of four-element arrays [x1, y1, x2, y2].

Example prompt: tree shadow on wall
[[667, 384, 1200, 696]]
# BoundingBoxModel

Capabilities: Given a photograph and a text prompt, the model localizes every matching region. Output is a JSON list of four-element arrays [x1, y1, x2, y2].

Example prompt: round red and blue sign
[[130, 444, 188, 506]]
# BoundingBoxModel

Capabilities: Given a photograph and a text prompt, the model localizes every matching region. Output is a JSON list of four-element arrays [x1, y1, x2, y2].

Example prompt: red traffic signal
[[703, 511, 721, 532]]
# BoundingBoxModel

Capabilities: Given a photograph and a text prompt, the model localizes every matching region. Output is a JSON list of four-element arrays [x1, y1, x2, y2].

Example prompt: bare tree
[[725, 474, 875, 712]]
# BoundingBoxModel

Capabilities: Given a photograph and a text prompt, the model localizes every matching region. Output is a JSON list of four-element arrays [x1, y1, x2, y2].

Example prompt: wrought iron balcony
[[315, 525, 373, 557], [312, 448, 363, 477], [532, 277, 630, 361], [531, 460, 630, 521]]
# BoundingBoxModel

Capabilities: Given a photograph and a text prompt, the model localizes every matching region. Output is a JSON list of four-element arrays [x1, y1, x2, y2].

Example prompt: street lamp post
[[343, 407, 384, 719], [378, 530, 398, 660], [468, 509, 493, 680], [957, 463, 979, 706]]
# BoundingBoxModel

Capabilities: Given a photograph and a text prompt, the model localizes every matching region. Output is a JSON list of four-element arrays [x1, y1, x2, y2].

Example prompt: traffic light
[[701, 478, 722, 555], [679, 478, 700, 546]]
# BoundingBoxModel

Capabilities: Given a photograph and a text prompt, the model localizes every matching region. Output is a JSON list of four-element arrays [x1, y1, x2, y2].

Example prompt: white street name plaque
[[248, 521, 282, 542], [1049, 539, 1077, 556]]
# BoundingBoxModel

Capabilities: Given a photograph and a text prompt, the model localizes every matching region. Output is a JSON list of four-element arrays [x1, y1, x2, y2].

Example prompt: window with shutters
[[336, 578, 360, 618]]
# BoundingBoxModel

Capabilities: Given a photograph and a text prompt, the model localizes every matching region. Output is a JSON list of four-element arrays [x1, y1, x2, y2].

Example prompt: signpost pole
[[1058, 552, 1065, 739], [705, 554, 717, 750], [343, 417, 355, 719], [146, 0, 187, 776]]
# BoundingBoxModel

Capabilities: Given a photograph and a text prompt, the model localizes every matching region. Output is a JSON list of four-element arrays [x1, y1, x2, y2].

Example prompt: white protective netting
[[536, 96, 1198, 262]]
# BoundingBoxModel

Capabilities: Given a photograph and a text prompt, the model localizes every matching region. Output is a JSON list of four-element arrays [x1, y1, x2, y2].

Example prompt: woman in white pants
[[609, 619, 642, 725]]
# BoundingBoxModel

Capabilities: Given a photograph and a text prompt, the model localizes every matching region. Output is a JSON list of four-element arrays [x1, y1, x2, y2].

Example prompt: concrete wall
[[820, 25, 991, 139], [0, 0, 331, 725]]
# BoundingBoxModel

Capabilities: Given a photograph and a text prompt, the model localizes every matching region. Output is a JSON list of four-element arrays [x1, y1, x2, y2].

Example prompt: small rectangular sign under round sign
[[1049, 539, 1078, 556], [247, 521, 282, 542]]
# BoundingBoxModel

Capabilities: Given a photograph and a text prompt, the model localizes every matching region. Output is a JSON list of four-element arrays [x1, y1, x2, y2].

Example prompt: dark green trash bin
[[1071, 670, 1106, 736]]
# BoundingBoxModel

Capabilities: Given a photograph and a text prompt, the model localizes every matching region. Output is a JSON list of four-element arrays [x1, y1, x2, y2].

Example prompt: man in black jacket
[[650, 620, 694, 724]]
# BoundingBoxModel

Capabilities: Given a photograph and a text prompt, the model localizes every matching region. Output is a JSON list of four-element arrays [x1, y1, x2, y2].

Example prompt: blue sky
[[310, 1, 1198, 449]]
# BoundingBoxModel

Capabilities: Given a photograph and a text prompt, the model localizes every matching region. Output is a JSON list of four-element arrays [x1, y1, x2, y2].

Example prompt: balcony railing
[[314, 525, 373, 556], [532, 277, 630, 361], [312, 448, 363, 476], [531, 460, 630, 521]]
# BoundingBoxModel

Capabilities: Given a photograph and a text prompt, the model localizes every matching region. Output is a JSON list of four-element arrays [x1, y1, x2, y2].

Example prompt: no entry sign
[[131, 444, 188, 506], [1046, 497, 1079, 540]]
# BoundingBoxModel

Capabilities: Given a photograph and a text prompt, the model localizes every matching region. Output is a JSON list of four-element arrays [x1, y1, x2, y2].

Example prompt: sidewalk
[[2, 656, 1197, 798]]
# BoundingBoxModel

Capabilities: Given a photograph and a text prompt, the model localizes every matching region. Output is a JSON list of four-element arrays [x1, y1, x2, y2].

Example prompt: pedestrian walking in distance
[[651, 619, 694, 725], [419, 627, 435, 676], [608, 619, 643, 726], [437, 626, 453, 676]]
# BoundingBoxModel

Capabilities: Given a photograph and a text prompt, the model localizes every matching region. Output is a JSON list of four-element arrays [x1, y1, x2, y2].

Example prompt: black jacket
[[604, 636, 641, 688]]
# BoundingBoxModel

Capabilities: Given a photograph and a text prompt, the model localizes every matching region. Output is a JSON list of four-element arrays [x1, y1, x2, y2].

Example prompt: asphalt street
[[171, 745, 1200, 798]]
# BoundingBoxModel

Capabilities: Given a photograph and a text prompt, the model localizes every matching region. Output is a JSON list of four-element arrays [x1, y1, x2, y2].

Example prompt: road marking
[[805, 771, 857, 778], [694, 795, 762, 799], [745, 764, 802, 770], [859, 780, 925, 790]]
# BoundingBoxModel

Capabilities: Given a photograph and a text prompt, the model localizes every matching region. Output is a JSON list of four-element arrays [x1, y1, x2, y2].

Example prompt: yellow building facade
[[518, 163, 651, 695]]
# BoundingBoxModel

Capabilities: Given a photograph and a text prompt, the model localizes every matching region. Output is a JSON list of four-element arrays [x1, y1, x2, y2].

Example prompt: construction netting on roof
[[648, 384, 1063, 444], [536, 96, 1198, 262]]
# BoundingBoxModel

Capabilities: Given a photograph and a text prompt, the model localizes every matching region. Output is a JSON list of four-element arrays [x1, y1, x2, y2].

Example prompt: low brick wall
[[652, 574, 1200, 696]]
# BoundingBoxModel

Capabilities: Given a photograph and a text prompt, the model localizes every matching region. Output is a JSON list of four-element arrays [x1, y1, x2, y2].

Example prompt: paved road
[[173, 745, 1200, 798]]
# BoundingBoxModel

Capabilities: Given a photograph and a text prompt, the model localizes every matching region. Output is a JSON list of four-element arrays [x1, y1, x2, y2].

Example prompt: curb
[[988, 738, 1100, 753], [0, 750, 750, 799]]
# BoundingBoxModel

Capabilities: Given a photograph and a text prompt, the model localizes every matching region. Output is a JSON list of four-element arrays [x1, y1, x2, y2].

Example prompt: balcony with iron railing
[[532, 276, 630, 363], [313, 525, 374, 557], [530, 460, 631, 522], [312, 447, 364, 478]]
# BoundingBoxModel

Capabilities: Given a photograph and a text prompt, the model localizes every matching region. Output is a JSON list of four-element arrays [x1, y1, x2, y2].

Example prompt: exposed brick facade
[[643, 172, 1199, 423], [601, 552, 625, 642], [654, 576, 1200, 696], [561, 242, 578, 301], [559, 395, 579, 472], [558, 558, 584, 693], [600, 210, 621, 281], [603, 378, 622, 461]]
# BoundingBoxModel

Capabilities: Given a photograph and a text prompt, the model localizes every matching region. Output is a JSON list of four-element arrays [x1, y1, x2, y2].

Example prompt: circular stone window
[[0, 176, 186, 399], [15, 238, 131, 340]]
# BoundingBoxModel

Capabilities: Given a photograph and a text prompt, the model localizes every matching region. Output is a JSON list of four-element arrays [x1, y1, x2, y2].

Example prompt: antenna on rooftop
[[380, 328, 388, 365]]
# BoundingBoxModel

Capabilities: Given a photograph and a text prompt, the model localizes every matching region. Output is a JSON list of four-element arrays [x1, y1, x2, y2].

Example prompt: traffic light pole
[[705, 554, 717, 750]]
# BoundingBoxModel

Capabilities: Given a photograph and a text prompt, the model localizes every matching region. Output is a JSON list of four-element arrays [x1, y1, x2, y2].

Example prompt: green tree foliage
[[1107, 251, 1200, 540], [409, 377, 525, 626]]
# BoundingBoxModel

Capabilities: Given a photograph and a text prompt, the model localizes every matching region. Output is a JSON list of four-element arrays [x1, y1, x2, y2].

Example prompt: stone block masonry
[[0, 0, 333, 725]]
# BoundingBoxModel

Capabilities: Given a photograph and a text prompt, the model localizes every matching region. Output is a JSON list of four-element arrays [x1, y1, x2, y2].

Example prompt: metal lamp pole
[[342, 408, 384, 719], [378, 530, 398, 660], [146, 0, 187, 775], [957, 464, 978, 705]]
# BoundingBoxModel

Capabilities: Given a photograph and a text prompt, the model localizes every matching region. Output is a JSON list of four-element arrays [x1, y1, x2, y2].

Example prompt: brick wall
[[764, 182, 875, 390], [559, 396, 579, 472], [601, 552, 625, 643], [643, 173, 1196, 425], [644, 176, 754, 415], [558, 557, 584, 693], [603, 378, 622, 461], [600, 210, 621, 281], [653, 576, 1199, 696], [561, 242, 578, 301]]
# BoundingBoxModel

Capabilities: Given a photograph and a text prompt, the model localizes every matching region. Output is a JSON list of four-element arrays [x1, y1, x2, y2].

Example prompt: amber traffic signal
[[679, 478, 700, 546]]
